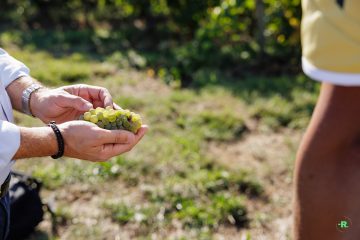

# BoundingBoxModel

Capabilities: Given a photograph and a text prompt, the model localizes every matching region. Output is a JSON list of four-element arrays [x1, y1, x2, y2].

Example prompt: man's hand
[[30, 84, 114, 123], [14, 121, 148, 161], [59, 121, 148, 161]]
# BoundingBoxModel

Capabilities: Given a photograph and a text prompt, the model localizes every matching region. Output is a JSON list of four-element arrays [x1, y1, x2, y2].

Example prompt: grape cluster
[[79, 106, 142, 133]]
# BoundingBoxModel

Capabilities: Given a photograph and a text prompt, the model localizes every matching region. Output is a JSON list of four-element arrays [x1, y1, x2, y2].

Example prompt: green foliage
[[93, 157, 142, 186], [32, 163, 66, 189], [173, 194, 247, 229], [115, 96, 146, 110], [141, 166, 260, 230], [105, 202, 136, 224], [105, 193, 247, 230], [0, 0, 301, 86], [192, 111, 248, 141], [249, 87, 317, 130]]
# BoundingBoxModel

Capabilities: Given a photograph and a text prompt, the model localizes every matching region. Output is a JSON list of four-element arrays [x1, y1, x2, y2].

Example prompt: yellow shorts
[[301, 0, 360, 85]]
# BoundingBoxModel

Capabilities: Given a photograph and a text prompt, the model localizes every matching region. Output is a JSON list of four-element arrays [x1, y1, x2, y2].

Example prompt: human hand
[[30, 84, 115, 124], [58, 121, 148, 161]]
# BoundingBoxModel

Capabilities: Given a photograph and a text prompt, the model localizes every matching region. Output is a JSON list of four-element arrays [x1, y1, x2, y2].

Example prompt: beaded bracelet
[[48, 121, 64, 159]]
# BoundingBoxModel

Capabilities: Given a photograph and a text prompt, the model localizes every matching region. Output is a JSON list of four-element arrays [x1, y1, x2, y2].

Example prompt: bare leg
[[294, 83, 360, 239]]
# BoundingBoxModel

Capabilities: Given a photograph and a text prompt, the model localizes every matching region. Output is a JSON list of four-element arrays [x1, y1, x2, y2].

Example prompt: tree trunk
[[255, 0, 265, 57]]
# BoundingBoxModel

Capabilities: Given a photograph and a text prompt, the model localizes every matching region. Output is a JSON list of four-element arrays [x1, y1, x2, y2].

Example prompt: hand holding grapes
[[57, 121, 148, 161], [25, 83, 148, 161], [30, 84, 114, 124]]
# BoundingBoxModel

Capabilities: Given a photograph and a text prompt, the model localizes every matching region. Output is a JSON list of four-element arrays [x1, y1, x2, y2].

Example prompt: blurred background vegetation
[[1, 0, 318, 239], [1, 0, 301, 86]]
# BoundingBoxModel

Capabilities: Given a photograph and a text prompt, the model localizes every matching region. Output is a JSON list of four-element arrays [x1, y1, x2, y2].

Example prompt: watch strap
[[21, 83, 42, 116]]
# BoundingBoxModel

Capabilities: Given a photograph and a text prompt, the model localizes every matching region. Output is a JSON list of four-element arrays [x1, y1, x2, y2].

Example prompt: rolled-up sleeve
[[0, 120, 20, 165], [0, 48, 30, 87]]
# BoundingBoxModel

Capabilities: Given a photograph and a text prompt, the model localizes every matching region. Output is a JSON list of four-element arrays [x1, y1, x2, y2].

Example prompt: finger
[[100, 142, 134, 159], [83, 85, 113, 108], [134, 125, 148, 144], [93, 100, 105, 109], [98, 129, 136, 144], [113, 103, 123, 110], [105, 125, 148, 157], [100, 126, 148, 158], [58, 93, 93, 111], [61, 85, 113, 108], [98, 88, 113, 107]]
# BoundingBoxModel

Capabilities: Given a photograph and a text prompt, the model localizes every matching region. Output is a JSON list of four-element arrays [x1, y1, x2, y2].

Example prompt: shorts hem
[[302, 57, 360, 86]]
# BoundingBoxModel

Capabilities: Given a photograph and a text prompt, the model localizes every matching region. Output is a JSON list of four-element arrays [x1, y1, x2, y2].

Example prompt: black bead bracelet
[[48, 121, 64, 159]]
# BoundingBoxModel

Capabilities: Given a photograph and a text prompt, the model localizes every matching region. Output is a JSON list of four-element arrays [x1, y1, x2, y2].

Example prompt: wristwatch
[[21, 83, 43, 116]]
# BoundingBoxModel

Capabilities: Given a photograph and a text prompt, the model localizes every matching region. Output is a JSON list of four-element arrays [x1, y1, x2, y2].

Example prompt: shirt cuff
[[0, 120, 20, 164], [0, 48, 30, 88]]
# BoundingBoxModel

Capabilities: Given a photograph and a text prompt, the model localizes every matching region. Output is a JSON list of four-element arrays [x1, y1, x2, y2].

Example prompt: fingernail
[[83, 103, 92, 110]]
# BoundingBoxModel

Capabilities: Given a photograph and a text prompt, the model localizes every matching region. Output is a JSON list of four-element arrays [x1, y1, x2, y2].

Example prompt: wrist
[[44, 126, 59, 157], [13, 127, 58, 159], [29, 87, 46, 118], [48, 121, 65, 159]]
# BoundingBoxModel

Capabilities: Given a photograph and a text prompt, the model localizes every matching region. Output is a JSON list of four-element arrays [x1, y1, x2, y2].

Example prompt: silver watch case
[[21, 84, 42, 116]]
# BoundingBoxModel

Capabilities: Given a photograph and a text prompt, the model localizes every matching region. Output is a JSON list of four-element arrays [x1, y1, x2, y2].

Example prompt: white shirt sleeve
[[0, 48, 30, 88], [0, 120, 20, 165]]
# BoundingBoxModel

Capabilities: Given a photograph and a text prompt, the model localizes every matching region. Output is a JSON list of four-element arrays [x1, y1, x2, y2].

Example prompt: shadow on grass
[[193, 73, 320, 102]]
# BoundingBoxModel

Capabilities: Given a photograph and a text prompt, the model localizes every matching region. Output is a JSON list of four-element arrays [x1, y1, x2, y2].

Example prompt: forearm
[[13, 126, 57, 159], [5, 76, 44, 113]]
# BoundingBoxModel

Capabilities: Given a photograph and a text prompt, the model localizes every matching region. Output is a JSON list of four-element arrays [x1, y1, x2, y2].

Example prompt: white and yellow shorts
[[302, 0, 360, 85]]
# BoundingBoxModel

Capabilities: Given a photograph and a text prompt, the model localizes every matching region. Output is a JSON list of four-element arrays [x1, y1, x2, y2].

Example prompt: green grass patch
[[192, 111, 248, 141], [115, 96, 146, 111], [249, 88, 317, 130]]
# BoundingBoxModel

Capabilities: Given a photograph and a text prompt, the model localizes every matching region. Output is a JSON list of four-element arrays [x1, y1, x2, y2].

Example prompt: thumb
[[100, 129, 136, 144], [59, 93, 93, 111]]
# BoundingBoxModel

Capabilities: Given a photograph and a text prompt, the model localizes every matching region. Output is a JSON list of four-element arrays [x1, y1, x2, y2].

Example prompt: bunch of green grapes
[[79, 106, 142, 133]]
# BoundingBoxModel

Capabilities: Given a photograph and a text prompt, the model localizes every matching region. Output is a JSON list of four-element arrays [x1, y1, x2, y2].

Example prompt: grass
[[1, 34, 320, 239]]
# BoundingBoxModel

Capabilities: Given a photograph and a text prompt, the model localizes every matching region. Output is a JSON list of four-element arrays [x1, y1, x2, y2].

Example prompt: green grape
[[95, 107, 104, 113], [131, 114, 140, 122], [96, 121, 104, 128], [97, 112, 104, 120], [90, 115, 98, 123], [106, 106, 113, 110], [102, 118, 110, 125], [108, 110, 115, 118], [109, 116, 116, 122], [124, 110, 131, 118], [119, 114, 128, 123], [108, 111, 116, 120], [108, 111, 115, 117], [79, 107, 142, 133], [84, 112, 91, 121], [122, 119, 131, 129], [115, 109, 123, 117]]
